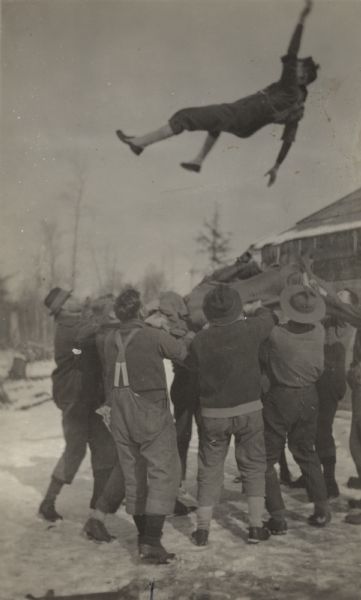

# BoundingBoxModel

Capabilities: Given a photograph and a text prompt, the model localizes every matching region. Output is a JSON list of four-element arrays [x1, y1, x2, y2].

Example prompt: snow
[[253, 221, 361, 250], [1, 358, 361, 600]]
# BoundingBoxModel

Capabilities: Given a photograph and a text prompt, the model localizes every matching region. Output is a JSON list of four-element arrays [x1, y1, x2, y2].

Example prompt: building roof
[[254, 187, 361, 249]]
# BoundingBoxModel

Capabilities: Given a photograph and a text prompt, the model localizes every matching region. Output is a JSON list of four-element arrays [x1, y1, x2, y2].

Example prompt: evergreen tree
[[196, 206, 232, 271]]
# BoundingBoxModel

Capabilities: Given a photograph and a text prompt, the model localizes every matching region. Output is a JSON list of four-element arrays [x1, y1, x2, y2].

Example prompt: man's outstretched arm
[[265, 121, 299, 186], [286, 0, 313, 57]]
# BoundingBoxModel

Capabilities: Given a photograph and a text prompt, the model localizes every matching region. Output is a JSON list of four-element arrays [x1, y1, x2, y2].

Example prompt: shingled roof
[[297, 187, 361, 227], [254, 187, 361, 249]]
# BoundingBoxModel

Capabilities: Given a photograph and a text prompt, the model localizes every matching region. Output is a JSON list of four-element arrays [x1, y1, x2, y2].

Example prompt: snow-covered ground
[[0, 357, 360, 600]]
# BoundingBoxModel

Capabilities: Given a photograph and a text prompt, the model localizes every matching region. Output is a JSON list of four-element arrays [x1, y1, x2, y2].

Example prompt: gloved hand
[[347, 363, 361, 388]]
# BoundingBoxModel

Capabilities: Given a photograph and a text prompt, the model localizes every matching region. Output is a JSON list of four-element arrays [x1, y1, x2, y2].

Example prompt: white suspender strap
[[113, 328, 140, 388], [114, 362, 122, 388], [121, 363, 129, 387]]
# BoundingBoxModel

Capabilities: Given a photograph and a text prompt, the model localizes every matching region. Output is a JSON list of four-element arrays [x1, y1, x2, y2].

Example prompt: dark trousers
[[52, 401, 117, 485], [264, 385, 327, 518], [350, 415, 361, 479], [350, 386, 361, 479], [96, 461, 126, 514], [171, 367, 200, 481], [316, 371, 346, 460]]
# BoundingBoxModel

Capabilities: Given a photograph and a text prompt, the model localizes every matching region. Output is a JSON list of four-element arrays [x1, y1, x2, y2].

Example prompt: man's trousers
[[52, 400, 117, 507], [263, 385, 328, 517], [110, 388, 181, 515], [197, 409, 266, 507]]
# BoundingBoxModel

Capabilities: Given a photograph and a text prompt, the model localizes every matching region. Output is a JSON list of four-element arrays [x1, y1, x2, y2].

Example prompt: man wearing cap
[[185, 284, 275, 545], [262, 285, 331, 532], [38, 288, 117, 522], [290, 288, 358, 497]]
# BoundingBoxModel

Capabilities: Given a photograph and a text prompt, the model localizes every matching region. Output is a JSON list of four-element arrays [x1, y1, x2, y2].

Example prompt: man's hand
[[96, 405, 111, 432], [299, 253, 314, 275], [300, 0, 313, 22], [265, 166, 278, 187], [243, 299, 262, 316], [145, 312, 170, 331]]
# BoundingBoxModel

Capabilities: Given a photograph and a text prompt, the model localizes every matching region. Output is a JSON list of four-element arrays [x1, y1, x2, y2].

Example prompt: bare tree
[[0, 274, 12, 347], [196, 205, 232, 271], [70, 169, 85, 289], [40, 218, 62, 288], [139, 265, 167, 304], [58, 158, 87, 290], [88, 242, 124, 296]]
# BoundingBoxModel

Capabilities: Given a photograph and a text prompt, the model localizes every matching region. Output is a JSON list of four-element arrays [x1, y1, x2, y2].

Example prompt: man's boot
[[173, 499, 197, 516], [133, 514, 146, 549], [84, 517, 114, 543], [191, 529, 209, 546], [308, 503, 332, 527], [347, 476, 361, 490], [138, 515, 175, 564], [38, 477, 63, 522], [345, 511, 361, 525], [348, 498, 361, 509], [264, 517, 288, 535], [321, 456, 339, 499]]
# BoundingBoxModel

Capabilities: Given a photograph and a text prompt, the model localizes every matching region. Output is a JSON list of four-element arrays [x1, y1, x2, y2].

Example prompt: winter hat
[[44, 287, 72, 316], [280, 285, 325, 324], [203, 284, 242, 325], [90, 293, 115, 315]]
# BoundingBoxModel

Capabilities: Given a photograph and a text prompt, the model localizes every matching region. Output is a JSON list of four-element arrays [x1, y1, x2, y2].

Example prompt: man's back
[[268, 322, 324, 388], [101, 320, 187, 398], [187, 309, 274, 409]]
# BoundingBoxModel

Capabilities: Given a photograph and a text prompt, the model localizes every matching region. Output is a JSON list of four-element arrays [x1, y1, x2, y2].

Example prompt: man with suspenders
[[98, 288, 190, 563]]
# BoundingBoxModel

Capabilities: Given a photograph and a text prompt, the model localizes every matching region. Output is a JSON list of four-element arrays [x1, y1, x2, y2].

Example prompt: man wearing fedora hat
[[262, 284, 331, 532], [185, 284, 276, 545], [39, 288, 117, 522]]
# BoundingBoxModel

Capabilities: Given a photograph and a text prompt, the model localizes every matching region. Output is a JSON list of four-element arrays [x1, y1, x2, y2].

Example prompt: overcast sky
[[2, 0, 361, 297]]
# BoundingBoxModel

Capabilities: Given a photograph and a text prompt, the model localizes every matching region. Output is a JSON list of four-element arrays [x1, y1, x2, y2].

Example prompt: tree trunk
[[0, 381, 11, 405], [8, 356, 28, 380], [9, 310, 21, 347]]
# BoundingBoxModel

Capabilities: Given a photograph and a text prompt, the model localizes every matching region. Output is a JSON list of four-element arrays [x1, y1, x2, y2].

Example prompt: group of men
[[38, 277, 361, 564]]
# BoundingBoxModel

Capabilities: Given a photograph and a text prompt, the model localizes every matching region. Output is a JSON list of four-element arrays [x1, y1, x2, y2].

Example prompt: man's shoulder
[[190, 326, 215, 348], [194, 320, 246, 342], [314, 322, 326, 338], [55, 313, 80, 328], [141, 324, 174, 344], [269, 323, 288, 339]]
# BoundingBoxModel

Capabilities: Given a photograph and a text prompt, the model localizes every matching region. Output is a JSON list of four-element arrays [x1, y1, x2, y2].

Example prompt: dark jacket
[[347, 329, 361, 391], [352, 329, 361, 366], [323, 318, 354, 373], [52, 313, 82, 410], [185, 308, 274, 411], [52, 312, 104, 411]]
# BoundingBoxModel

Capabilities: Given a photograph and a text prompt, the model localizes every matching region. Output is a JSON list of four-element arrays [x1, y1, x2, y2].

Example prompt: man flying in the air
[[116, 0, 318, 186]]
